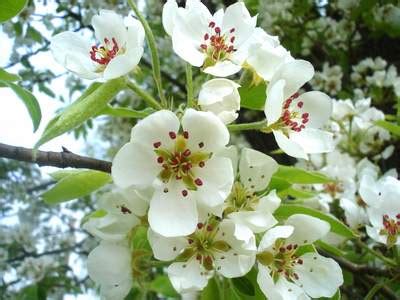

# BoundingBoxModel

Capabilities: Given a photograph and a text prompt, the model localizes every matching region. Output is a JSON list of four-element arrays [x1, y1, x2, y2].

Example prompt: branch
[[0, 143, 111, 173]]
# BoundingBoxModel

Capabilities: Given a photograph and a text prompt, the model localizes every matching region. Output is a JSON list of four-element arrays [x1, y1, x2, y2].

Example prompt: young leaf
[[41, 170, 111, 204], [35, 77, 125, 149], [274, 165, 333, 184], [239, 82, 266, 111], [0, 68, 21, 81], [149, 276, 179, 298], [375, 120, 400, 137], [0, 0, 28, 23], [315, 240, 346, 257], [201, 278, 220, 300], [1, 80, 41, 131], [274, 204, 357, 239], [231, 277, 255, 296]]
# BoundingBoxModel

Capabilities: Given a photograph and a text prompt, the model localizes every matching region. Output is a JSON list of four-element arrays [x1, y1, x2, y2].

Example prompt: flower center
[[224, 182, 259, 215], [153, 132, 210, 197], [200, 22, 236, 68], [257, 239, 302, 282], [380, 214, 400, 247], [323, 182, 344, 197], [275, 92, 310, 134], [176, 218, 231, 271], [90, 37, 120, 65]]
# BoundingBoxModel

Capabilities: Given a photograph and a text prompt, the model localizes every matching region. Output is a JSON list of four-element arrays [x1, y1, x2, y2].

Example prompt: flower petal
[[103, 47, 143, 80], [148, 181, 198, 237], [131, 110, 181, 150], [294, 253, 343, 298], [203, 61, 242, 77], [270, 60, 314, 99], [272, 130, 308, 159], [116, 186, 151, 217], [192, 156, 234, 207], [182, 108, 230, 153], [92, 10, 127, 46], [147, 229, 188, 261], [162, 0, 179, 35], [265, 79, 285, 125], [290, 128, 334, 154], [87, 242, 132, 285], [239, 147, 278, 191], [285, 214, 330, 245], [256, 190, 281, 213], [228, 211, 277, 233], [214, 250, 255, 278], [298, 91, 332, 129], [100, 279, 132, 300], [258, 225, 294, 252], [111, 141, 159, 189], [167, 259, 210, 293]]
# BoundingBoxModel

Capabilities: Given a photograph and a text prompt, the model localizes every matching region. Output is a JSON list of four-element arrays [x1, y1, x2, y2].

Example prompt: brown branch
[[0, 143, 111, 173]]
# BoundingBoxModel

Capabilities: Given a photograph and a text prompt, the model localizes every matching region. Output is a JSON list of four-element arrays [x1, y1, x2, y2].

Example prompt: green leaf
[[239, 82, 266, 111], [278, 187, 316, 199], [315, 240, 345, 257], [81, 209, 107, 225], [26, 25, 43, 43], [131, 225, 151, 251], [35, 77, 126, 149], [17, 285, 38, 300], [50, 169, 82, 181], [201, 278, 220, 300], [0, 0, 28, 22], [41, 170, 111, 204], [268, 176, 291, 191], [375, 120, 400, 137], [1, 80, 41, 131], [231, 277, 255, 296], [149, 275, 179, 298], [273, 165, 332, 184], [274, 204, 357, 239], [295, 244, 316, 256], [320, 290, 341, 300], [0, 68, 21, 81], [101, 105, 153, 119]]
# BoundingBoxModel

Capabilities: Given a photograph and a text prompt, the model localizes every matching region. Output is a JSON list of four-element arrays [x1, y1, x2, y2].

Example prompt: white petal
[[193, 156, 234, 207], [214, 250, 255, 278], [256, 190, 281, 213], [218, 145, 239, 177], [131, 110, 181, 150], [50, 32, 98, 79], [273, 130, 308, 159], [126, 18, 145, 48], [162, 0, 179, 35], [239, 147, 278, 191], [298, 91, 332, 129], [147, 229, 187, 261], [167, 259, 210, 293], [270, 60, 314, 99], [92, 10, 127, 46], [265, 79, 285, 125], [100, 279, 132, 300], [217, 111, 239, 124], [182, 108, 230, 153], [285, 214, 330, 245], [228, 211, 277, 233], [198, 78, 240, 106], [103, 47, 143, 80], [111, 141, 159, 189], [258, 225, 294, 252], [294, 253, 343, 298], [216, 220, 256, 253], [148, 182, 198, 237], [87, 242, 131, 286], [290, 128, 334, 154], [366, 225, 387, 244], [203, 61, 242, 77], [117, 186, 151, 217]]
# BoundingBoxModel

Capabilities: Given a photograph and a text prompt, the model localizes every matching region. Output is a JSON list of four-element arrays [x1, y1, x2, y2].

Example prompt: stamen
[[153, 141, 161, 148], [182, 190, 188, 197], [169, 131, 177, 139], [195, 178, 203, 186]]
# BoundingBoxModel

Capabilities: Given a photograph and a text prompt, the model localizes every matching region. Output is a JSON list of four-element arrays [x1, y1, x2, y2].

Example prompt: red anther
[[286, 244, 293, 250], [210, 36, 215, 42], [104, 38, 109, 44], [183, 149, 191, 157], [284, 120, 292, 126], [285, 271, 290, 277], [171, 157, 179, 165], [163, 188, 169, 193], [302, 118, 309, 124], [183, 131, 189, 139], [199, 161, 205, 168], [182, 190, 188, 197], [206, 225, 213, 231], [120, 206, 132, 214], [293, 273, 299, 280], [157, 157, 164, 164], [227, 45, 234, 53], [200, 44, 207, 50], [300, 125, 306, 129], [278, 269, 283, 273], [153, 141, 161, 148], [209, 21, 215, 28], [396, 213, 400, 219], [188, 238, 194, 244], [291, 122, 298, 128], [195, 178, 203, 186], [230, 28, 235, 33], [297, 101, 304, 108], [215, 27, 221, 34], [293, 244, 298, 249], [204, 33, 209, 40], [292, 92, 300, 99], [197, 223, 204, 229], [230, 36, 235, 43], [169, 131, 177, 139], [176, 175, 182, 180], [279, 247, 286, 253], [198, 142, 204, 148], [297, 259, 303, 264], [302, 113, 309, 118], [384, 214, 389, 219], [196, 254, 202, 260]]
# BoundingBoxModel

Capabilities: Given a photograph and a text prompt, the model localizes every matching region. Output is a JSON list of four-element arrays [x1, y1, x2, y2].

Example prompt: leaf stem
[[127, 0, 167, 107], [127, 81, 163, 110], [227, 120, 267, 132], [185, 63, 194, 108], [356, 240, 397, 267]]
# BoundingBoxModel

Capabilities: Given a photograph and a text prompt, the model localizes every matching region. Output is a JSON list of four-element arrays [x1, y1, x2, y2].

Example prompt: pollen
[[90, 37, 119, 65]]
